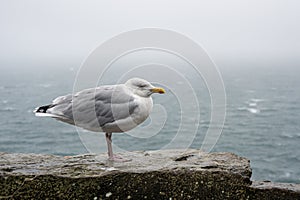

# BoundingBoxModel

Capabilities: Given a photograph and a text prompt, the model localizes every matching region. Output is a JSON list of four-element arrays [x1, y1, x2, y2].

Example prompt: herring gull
[[34, 78, 165, 161]]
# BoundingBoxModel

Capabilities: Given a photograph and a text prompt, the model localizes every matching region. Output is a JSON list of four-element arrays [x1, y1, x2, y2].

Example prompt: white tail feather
[[35, 112, 58, 117]]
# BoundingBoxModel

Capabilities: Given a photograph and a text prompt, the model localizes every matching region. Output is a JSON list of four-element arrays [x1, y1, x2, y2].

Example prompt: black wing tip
[[34, 104, 54, 113]]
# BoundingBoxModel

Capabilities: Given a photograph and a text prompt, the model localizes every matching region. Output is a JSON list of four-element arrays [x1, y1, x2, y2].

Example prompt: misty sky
[[0, 0, 299, 69]]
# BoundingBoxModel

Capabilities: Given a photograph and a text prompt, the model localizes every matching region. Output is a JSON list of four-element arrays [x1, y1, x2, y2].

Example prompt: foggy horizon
[[0, 0, 300, 70]]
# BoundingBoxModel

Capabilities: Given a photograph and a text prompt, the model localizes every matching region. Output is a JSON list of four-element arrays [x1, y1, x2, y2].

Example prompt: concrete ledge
[[0, 149, 299, 199]]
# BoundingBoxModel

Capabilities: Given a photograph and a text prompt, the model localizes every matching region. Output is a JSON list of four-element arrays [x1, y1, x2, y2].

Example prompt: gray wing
[[48, 85, 138, 131]]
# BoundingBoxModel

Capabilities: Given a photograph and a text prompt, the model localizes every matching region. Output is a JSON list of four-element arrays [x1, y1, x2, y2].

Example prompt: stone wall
[[0, 149, 299, 199]]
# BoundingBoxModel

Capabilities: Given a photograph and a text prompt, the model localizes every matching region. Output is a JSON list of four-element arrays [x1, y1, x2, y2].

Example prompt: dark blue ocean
[[0, 64, 299, 184]]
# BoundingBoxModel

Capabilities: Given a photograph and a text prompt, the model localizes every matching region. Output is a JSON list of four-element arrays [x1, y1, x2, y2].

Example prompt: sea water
[[0, 64, 299, 183]]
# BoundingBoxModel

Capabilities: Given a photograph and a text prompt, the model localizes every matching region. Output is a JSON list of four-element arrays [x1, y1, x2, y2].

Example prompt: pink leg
[[105, 132, 113, 160], [105, 132, 131, 162]]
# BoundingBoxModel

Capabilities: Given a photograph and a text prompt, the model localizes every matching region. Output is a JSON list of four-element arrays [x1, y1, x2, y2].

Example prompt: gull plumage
[[34, 78, 165, 161]]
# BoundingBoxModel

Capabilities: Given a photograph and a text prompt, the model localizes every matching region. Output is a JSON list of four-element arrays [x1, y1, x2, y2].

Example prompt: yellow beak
[[150, 87, 166, 94]]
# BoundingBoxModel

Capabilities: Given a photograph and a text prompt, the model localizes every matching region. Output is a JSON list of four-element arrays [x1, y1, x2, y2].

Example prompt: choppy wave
[[1, 67, 300, 184], [248, 102, 257, 107], [247, 108, 260, 114], [237, 106, 261, 114], [279, 132, 300, 139], [250, 98, 266, 102]]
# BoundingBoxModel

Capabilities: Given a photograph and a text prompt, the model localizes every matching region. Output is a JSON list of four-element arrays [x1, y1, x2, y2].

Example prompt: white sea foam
[[249, 102, 257, 107], [237, 107, 246, 111], [247, 108, 260, 114], [250, 98, 265, 102]]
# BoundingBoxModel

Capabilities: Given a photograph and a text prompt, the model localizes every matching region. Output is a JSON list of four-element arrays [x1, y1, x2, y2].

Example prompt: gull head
[[125, 78, 166, 97]]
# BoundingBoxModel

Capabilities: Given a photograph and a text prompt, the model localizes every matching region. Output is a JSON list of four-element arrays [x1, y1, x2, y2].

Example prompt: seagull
[[34, 78, 165, 161]]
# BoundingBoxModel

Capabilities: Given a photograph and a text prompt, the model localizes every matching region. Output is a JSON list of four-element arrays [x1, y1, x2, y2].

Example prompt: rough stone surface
[[0, 149, 299, 199]]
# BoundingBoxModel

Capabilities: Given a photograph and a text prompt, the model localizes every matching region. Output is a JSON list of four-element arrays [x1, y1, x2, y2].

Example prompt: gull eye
[[139, 84, 147, 88]]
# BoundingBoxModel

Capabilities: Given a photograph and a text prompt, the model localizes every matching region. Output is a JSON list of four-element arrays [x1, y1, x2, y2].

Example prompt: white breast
[[132, 96, 153, 124], [102, 95, 153, 133]]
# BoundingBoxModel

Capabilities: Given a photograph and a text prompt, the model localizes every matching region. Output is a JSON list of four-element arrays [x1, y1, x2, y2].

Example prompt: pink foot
[[64, 156, 73, 159], [108, 154, 132, 162]]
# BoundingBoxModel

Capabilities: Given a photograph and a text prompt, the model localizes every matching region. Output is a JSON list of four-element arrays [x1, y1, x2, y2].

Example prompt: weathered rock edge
[[0, 149, 299, 199]]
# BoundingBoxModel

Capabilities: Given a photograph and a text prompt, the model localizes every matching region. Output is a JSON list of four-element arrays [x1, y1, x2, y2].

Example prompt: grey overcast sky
[[0, 0, 299, 68]]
